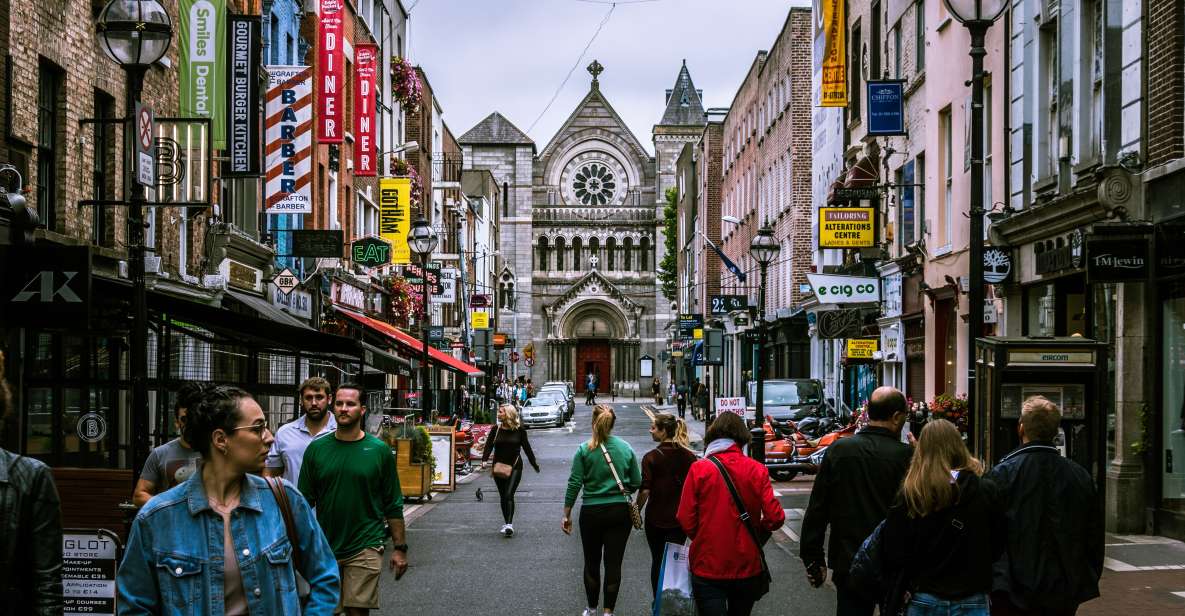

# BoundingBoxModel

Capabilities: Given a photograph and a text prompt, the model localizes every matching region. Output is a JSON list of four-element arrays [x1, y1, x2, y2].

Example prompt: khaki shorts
[[336, 547, 382, 611]]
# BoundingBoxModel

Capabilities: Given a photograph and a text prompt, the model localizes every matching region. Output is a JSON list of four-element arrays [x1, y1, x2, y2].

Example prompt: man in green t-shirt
[[299, 383, 406, 615]]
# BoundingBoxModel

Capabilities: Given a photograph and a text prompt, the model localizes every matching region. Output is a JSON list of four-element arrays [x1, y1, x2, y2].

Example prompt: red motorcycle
[[765, 418, 858, 480]]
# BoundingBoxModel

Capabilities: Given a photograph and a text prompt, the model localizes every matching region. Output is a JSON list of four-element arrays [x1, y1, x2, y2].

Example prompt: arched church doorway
[[548, 299, 639, 395]]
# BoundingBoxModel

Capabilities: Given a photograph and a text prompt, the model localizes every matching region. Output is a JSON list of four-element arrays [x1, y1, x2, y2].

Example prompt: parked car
[[539, 383, 575, 421], [745, 378, 828, 434], [522, 391, 567, 428]]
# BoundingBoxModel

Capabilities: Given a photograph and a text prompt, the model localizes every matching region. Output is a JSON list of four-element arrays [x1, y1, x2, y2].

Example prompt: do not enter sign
[[135, 102, 155, 187]]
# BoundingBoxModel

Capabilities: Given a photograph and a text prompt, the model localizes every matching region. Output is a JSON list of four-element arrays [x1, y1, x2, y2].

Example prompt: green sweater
[[564, 436, 642, 507]]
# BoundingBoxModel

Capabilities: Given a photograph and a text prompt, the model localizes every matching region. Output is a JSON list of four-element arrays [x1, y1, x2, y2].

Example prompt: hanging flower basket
[[928, 393, 970, 433], [391, 157, 424, 208], [384, 275, 419, 327], [391, 56, 422, 113]]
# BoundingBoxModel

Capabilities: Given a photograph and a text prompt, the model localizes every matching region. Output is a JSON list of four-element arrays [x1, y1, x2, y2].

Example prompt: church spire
[[658, 60, 706, 126]]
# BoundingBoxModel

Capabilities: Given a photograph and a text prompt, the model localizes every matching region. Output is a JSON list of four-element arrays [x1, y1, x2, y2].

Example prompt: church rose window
[[572, 163, 617, 205]]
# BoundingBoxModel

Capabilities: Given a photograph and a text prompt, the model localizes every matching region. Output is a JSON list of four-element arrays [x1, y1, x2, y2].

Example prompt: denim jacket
[[117, 471, 340, 615]]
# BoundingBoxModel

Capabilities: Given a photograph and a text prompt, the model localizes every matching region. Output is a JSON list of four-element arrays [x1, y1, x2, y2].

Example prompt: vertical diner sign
[[180, 0, 227, 148], [265, 66, 313, 213], [354, 44, 378, 176], [226, 15, 261, 176], [379, 177, 412, 264], [317, 0, 344, 143]]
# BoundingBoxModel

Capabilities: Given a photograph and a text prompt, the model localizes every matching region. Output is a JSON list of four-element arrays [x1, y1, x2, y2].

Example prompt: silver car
[[538, 384, 575, 420], [522, 392, 566, 428]]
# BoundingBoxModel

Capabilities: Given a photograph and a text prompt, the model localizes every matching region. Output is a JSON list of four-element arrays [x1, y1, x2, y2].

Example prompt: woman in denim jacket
[[117, 386, 340, 614]]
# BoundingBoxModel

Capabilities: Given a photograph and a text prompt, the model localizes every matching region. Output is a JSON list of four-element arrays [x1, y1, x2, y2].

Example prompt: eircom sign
[[819, 207, 876, 248], [806, 274, 880, 304]]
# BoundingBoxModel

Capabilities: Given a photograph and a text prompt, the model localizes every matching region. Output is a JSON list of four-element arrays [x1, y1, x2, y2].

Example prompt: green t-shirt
[[298, 432, 404, 560], [564, 435, 642, 508]]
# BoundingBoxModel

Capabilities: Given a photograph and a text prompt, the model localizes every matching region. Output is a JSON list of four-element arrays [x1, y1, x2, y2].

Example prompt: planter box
[[394, 438, 432, 499]]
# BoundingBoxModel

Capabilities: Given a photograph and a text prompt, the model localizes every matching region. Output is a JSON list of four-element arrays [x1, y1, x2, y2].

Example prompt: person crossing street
[[299, 383, 408, 615]]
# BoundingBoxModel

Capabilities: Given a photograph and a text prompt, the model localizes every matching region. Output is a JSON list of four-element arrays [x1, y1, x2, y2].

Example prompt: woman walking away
[[678, 413, 784, 616], [874, 419, 1004, 616], [652, 378, 663, 406], [117, 386, 340, 614], [563, 405, 641, 616], [482, 404, 540, 537], [637, 413, 698, 598]]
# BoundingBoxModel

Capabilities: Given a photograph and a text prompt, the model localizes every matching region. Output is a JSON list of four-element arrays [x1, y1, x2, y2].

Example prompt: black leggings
[[578, 502, 632, 611], [645, 523, 687, 597], [492, 463, 523, 524]]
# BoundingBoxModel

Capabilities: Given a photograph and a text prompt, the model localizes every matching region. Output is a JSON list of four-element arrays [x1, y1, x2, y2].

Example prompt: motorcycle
[[764, 417, 858, 481]]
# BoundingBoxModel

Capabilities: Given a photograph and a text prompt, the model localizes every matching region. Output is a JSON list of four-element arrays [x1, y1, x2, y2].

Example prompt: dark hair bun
[[182, 386, 252, 457]]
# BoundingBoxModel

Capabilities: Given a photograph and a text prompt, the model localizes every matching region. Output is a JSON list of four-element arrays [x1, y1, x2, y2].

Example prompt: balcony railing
[[532, 205, 656, 225]]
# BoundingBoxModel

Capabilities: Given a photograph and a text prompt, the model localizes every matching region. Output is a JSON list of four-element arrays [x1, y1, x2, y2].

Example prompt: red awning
[[337, 309, 484, 377]]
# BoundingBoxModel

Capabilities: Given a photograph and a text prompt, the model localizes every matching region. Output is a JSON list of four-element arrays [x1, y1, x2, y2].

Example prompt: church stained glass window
[[572, 163, 617, 206]]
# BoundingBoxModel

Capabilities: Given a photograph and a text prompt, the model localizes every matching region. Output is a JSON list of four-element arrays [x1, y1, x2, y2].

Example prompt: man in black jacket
[[801, 386, 913, 616], [0, 351, 63, 614], [986, 396, 1103, 616]]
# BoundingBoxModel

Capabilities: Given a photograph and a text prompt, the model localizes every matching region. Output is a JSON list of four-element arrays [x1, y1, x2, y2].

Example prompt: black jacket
[[985, 442, 1103, 611], [800, 426, 912, 581], [481, 426, 540, 471], [881, 471, 1006, 599], [0, 448, 63, 615]]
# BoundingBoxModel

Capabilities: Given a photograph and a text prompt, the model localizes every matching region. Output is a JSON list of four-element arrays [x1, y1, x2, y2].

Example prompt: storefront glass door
[[1163, 283, 1185, 512]]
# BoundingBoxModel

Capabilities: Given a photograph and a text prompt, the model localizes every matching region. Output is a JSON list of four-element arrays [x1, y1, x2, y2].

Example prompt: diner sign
[[317, 0, 344, 143], [353, 44, 378, 176]]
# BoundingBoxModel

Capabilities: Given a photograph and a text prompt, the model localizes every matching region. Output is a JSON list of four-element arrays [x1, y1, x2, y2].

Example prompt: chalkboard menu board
[[291, 229, 344, 257]]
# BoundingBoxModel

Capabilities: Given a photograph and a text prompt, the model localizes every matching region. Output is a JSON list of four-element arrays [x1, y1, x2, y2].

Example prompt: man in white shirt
[[264, 376, 337, 484]]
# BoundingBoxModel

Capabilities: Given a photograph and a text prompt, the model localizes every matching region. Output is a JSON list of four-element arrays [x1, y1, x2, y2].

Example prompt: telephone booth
[[975, 337, 1109, 488]]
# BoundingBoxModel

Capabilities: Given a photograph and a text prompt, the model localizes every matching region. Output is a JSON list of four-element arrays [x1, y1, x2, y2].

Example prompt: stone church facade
[[460, 61, 705, 393]]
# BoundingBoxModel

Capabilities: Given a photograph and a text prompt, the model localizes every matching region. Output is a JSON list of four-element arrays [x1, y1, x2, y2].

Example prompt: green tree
[[658, 187, 678, 301]]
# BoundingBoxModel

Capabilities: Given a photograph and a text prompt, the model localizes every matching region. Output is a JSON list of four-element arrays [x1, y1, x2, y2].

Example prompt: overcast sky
[[407, 0, 809, 155]]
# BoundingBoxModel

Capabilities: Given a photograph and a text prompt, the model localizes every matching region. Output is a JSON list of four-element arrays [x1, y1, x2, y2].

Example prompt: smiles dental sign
[[181, 0, 226, 148]]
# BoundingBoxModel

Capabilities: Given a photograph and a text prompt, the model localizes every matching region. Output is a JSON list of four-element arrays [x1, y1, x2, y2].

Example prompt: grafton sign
[[819, 207, 875, 248]]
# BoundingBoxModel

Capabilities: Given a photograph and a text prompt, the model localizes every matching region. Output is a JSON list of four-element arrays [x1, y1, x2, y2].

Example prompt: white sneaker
[[505, 523, 514, 536], [582, 609, 597, 616], [500, 524, 511, 536]]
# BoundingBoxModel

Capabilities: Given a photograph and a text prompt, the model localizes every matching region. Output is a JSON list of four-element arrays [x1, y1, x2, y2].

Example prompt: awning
[[225, 289, 311, 330], [337, 309, 484, 377]]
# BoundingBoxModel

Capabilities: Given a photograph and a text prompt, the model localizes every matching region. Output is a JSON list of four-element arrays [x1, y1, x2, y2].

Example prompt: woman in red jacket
[[677, 412, 785, 616]]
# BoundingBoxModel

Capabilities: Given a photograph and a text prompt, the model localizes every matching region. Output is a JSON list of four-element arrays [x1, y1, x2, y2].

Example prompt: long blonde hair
[[498, 404, 521, 430], [901, 419, 983, 518], [653, 413, 691, 450], [588, 404, 616, 450]]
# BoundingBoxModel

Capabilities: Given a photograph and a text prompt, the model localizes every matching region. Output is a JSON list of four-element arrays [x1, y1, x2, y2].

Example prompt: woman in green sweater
[[562, 404, 642, 616]]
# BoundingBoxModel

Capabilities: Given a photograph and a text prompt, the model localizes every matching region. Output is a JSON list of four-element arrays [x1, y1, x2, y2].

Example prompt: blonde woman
[[563, 405, 641, 616], [636, 413, 697, 597], [878, 419, 1004, 616], [481, 404, 539, 536]]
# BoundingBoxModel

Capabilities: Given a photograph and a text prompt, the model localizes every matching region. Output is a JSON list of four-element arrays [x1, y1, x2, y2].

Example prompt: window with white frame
[[329, 173, 339, 230], [356, 189, 378, 238], [940, 106, 953, 249]]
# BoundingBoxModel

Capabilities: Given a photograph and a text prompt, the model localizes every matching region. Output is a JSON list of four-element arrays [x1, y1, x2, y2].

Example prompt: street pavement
[[382, 401, 835, 615]]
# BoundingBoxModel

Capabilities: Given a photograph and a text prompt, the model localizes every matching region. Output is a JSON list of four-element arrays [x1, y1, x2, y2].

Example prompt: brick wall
[[696, 121, 723, 310], [1147, 0, 1184, 166], [721, 52, 765, 306]]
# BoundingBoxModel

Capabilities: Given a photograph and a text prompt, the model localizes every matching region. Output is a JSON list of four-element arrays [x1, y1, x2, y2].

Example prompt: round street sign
[[524, 357, 534, 367], [138, 107, 153, 151], [509, 351, 520, 363]]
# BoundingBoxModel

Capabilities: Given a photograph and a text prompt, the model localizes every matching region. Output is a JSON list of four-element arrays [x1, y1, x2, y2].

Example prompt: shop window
[[915, 2, 925, 73], [37, 60, 62, 231], [1162, 283, 1185, 512], [92, 90, 115, 246]]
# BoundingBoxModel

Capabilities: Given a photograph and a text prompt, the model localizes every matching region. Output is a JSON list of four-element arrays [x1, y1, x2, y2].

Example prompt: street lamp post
[[944, 0, 1006, 442], [749, 222, 780, 463], [97, 0, 173, 478], [408, 218, 438, 422]]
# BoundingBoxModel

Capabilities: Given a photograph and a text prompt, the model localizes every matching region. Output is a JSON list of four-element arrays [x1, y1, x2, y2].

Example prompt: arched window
[[640, 236, 651, 270], [572, 236, 583, 271], [589, 237, 601, 269], [555, 236, 566, 271], [606, 237, 617, 271], [623, 237, 633, 270], [537, 236, 550, 271], [499, 282, 515, 310]]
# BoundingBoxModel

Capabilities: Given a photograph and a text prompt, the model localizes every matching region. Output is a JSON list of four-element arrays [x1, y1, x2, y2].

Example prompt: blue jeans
[[907, 592, 990, 616]]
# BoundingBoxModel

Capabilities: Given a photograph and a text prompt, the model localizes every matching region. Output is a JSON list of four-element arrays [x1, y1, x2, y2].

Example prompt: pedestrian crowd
[[0, 345, 1105, 616]]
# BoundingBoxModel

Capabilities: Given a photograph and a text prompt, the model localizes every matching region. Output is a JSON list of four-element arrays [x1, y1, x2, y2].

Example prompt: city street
[[386, 402, 835, 615]]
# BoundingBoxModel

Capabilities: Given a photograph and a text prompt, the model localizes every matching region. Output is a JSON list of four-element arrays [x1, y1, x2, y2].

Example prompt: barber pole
[[265, 66, 313, 213], [354, 44, 378, 176], [317, 0, 344, 143]]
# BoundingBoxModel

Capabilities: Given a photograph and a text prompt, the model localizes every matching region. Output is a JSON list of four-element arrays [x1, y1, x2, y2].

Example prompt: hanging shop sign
[[180, 0, 226, 148], [432, 268, 457, 304], [354, 44, 378, 176], [818, 0, 847, 107], [866, 80, 906, 136], [1, 246, 91, 326], [678, 313, 704, 338], [471, 312, 490, 329], [983, 247, 1013, 284], [272, 286, 313, 320], [807, 273, 880, 304], [709, 294, 747, 315], [379, 177, 412, 264], [470, 294, 490, 308], [63, 529, 120, 616], [352, 236, 391, 267], [428, 326, 444, 342], [220, 259, 262, 292], [881, 272, 902, 318], [272, 268, 299, 295], [290, 229, 342, 257], [333, 280, 366, 311], [265, 65, 313, 213], [226, 15, 261, 176], [152, 118, 212, 207], [1086, 236, 1150, 283], [816, 308, 863, 339], [818, 207, 876, 248], [317, 0, 344, 143], [846, 338, 878, 360], [403, 262, 443, 294]]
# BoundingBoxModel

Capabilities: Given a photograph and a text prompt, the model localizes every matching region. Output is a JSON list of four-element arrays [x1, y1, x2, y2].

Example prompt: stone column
[[1107, 282, 1148, 533]]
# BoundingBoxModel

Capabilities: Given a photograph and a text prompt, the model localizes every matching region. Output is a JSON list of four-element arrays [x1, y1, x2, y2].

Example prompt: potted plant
[[928, 393, 970, 433]]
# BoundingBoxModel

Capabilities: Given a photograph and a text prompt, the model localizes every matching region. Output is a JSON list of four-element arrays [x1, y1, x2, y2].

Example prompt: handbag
[[599, 444, 643, 530], [707, 455, 771, 598], [653, 542, 696, 616], [265, 477, 311, 603], [489, 426, 516, 480]]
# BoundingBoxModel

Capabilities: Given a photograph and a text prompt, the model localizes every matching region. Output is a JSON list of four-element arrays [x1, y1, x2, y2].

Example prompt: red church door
[[575, 340, 610, 393]]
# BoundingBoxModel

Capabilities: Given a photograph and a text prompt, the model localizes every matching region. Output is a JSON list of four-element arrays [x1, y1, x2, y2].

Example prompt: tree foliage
[[658, 187, 679, 301]]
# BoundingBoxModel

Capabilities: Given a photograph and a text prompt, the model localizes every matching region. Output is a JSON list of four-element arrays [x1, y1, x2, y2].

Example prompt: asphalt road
[[381, 402, 838, 615]]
